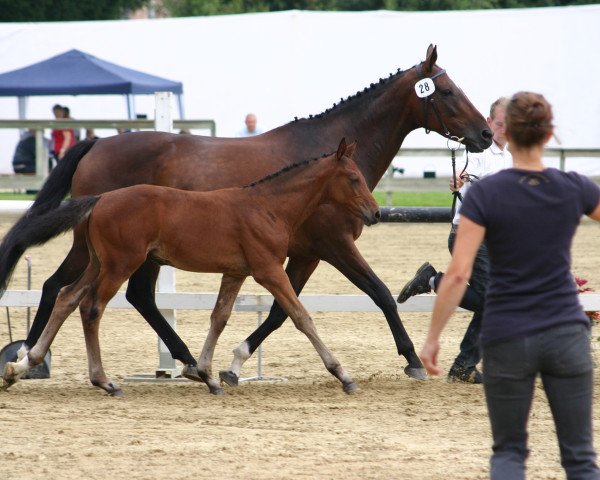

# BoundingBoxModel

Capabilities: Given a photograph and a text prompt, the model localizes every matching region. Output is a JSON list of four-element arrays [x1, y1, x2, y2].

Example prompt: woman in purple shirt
[[420, 91, 600, 480]]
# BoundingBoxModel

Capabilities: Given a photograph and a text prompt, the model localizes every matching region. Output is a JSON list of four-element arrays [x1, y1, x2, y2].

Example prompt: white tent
[[0, 6, 598, 175]]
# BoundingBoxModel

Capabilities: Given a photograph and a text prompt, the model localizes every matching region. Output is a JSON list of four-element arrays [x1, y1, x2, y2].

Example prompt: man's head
[[487, 97, 509, 149], [245, 113, 258, 133]]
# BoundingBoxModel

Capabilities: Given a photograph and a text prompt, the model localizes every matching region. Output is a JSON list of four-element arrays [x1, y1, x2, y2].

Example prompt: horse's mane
[[245, 66, 409, 188], [244, 151, 332, 188], [288, 67, 407, 123]]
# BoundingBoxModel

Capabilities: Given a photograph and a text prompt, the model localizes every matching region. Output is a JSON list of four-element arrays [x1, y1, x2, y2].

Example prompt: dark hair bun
[[506, 92, 553, 148]]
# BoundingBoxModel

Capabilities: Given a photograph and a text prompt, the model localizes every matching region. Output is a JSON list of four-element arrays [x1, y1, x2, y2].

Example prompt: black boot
[[397, 262, 437, 303]]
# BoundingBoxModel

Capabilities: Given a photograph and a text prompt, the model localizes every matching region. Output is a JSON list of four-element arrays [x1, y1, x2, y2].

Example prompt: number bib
[[415, 78, 435, 98]]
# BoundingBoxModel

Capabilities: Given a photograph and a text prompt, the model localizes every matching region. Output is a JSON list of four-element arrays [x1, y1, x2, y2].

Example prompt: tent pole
[[176, 93, 185, 119], [126, 94, 136, 119], [17, 96, 27, 119], [18, 96, 28, 136]]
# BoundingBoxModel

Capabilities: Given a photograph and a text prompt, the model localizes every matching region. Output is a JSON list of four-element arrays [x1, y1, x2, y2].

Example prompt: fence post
[[154, 92, 180, 378]]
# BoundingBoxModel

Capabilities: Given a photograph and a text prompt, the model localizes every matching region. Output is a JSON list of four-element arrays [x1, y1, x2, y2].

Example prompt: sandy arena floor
[[0, 219, 599, 480]]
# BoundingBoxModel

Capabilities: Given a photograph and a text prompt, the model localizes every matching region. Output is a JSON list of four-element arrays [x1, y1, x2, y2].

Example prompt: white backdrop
[[0, 6, 599, 175]]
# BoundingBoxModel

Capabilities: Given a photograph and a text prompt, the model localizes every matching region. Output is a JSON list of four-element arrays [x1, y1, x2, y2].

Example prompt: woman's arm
[[588, 198, 600, 221], [419, 217, 486, 376]]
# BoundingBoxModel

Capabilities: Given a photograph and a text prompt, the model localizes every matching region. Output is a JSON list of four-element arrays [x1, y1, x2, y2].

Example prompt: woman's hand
[[420, 338, 442, 377]]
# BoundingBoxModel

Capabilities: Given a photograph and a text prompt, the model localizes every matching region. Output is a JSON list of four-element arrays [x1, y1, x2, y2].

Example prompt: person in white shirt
[[236, 112, 263, 137], [397, 97, 512, 384]]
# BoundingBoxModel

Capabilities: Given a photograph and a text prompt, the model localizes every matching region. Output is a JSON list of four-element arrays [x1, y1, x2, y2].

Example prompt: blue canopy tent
[[0, 49, 184, 119]]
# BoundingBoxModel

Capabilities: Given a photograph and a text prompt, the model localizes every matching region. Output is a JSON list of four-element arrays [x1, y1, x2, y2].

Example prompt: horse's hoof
[[209, 386, 224, 395], [404, 365, 428, 380], [107, 389, 124, 398], [181, 364, 204, 383], [219, 370, 239, 387], [94, 380, 124, 397], [343, 382, 359, 394]]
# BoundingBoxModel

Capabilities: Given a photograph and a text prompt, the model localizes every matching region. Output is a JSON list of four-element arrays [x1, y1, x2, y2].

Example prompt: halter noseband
[[415, 64, 451, 137]]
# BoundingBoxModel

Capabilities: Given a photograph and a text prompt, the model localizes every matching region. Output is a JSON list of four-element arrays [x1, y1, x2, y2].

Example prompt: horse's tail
[[31, 139, 97, 215], [0, 196, 100, 299]]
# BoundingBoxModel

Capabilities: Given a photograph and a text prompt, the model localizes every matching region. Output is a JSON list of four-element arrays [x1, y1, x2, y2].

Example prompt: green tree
[[0, 0, 150, 22], [0, 0, 592, 21], [162, 0, 598, 15]]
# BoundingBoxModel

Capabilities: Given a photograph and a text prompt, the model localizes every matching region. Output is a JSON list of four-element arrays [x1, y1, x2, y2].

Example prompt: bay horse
[[3, 139, 380, 394], [0, 45, 492, 395]]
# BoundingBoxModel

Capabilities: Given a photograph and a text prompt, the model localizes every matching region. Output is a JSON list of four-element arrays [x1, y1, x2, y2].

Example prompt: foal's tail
[[0, 139, 97, 298], [0, 196, 100, 298]]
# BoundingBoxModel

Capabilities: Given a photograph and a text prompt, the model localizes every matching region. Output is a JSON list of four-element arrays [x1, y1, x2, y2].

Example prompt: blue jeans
[[432, 226, 489, 370], [483, 323, 599, 480]]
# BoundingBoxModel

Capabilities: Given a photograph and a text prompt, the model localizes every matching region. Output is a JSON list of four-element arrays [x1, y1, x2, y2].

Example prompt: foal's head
[[328, 138, 380, 226]]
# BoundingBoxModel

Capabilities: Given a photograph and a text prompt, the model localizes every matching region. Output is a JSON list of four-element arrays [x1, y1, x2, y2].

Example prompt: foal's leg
[[18, 236, 89, 360], [79, 292, 123, 397], [255, 266, 357, 393], [79, 263, 139, 396], [3, 262, 98, 389], [196, 274, 245, 394], [221, 256, 320, 385]]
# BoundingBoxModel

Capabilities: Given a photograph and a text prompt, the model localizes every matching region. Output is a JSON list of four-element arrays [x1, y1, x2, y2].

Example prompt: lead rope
[[448, 136, 465, 221]]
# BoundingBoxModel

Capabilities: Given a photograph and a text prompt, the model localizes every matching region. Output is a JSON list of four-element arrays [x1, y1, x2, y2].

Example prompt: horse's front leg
[[254, 265, 357, 394], [125, 260, 201, 382], [220, 256, 320, 387], [197, 274, 244, 394], [323, 240, 426, 380]]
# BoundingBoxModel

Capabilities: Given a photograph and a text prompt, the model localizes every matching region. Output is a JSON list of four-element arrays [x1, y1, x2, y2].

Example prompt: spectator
[[12, 129, 49, 174], [236, 112, 262, 137], [62, 106, 81, 140], [420, 91, 600, 479], [51, 104, 76, 161]]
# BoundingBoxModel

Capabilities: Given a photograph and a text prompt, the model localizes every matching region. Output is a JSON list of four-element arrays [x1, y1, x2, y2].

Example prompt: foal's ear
[[336, 137, 347, 160], [425, 44, 438, 73], [345, 141, 357, 158]]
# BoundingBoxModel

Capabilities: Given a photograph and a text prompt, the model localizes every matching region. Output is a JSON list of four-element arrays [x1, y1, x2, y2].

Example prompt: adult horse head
[[0, 45, 491, 395], [408, 45, 492, 150]]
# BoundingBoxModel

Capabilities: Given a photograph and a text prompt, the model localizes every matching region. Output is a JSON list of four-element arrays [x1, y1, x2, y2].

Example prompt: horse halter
[[414, 64, 451, 137]]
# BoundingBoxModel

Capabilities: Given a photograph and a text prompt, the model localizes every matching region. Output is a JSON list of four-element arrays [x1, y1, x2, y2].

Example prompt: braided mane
[[244, 151, 333, 188], [288, 67, 407, 123]]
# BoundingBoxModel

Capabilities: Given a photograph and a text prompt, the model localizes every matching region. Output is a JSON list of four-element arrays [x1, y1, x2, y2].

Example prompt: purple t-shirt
[[460, 168, 600, 346]]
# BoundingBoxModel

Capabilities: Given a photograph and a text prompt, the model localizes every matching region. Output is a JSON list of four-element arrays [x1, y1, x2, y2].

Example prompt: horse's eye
[[441, 89, 452, 96], [350, 176, 360, 185]]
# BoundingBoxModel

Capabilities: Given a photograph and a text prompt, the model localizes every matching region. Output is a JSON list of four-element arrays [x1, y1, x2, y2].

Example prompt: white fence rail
[[0, 118, 216, 190], [2, 289, 600, 312]]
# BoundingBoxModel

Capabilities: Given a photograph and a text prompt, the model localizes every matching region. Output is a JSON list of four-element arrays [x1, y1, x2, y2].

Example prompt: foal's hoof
[[94, 380, 124, 397], [2, 362, 19, 390], [218, 370, 239, 387], [404, 365, 428, 380], [343, 382, 359, 394], [181, 365, 204, 383]]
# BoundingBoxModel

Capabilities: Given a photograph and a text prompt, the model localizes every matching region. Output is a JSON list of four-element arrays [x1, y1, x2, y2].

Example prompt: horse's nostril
[[375, 210, 381, 219], [482, 128, 493, 140]]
